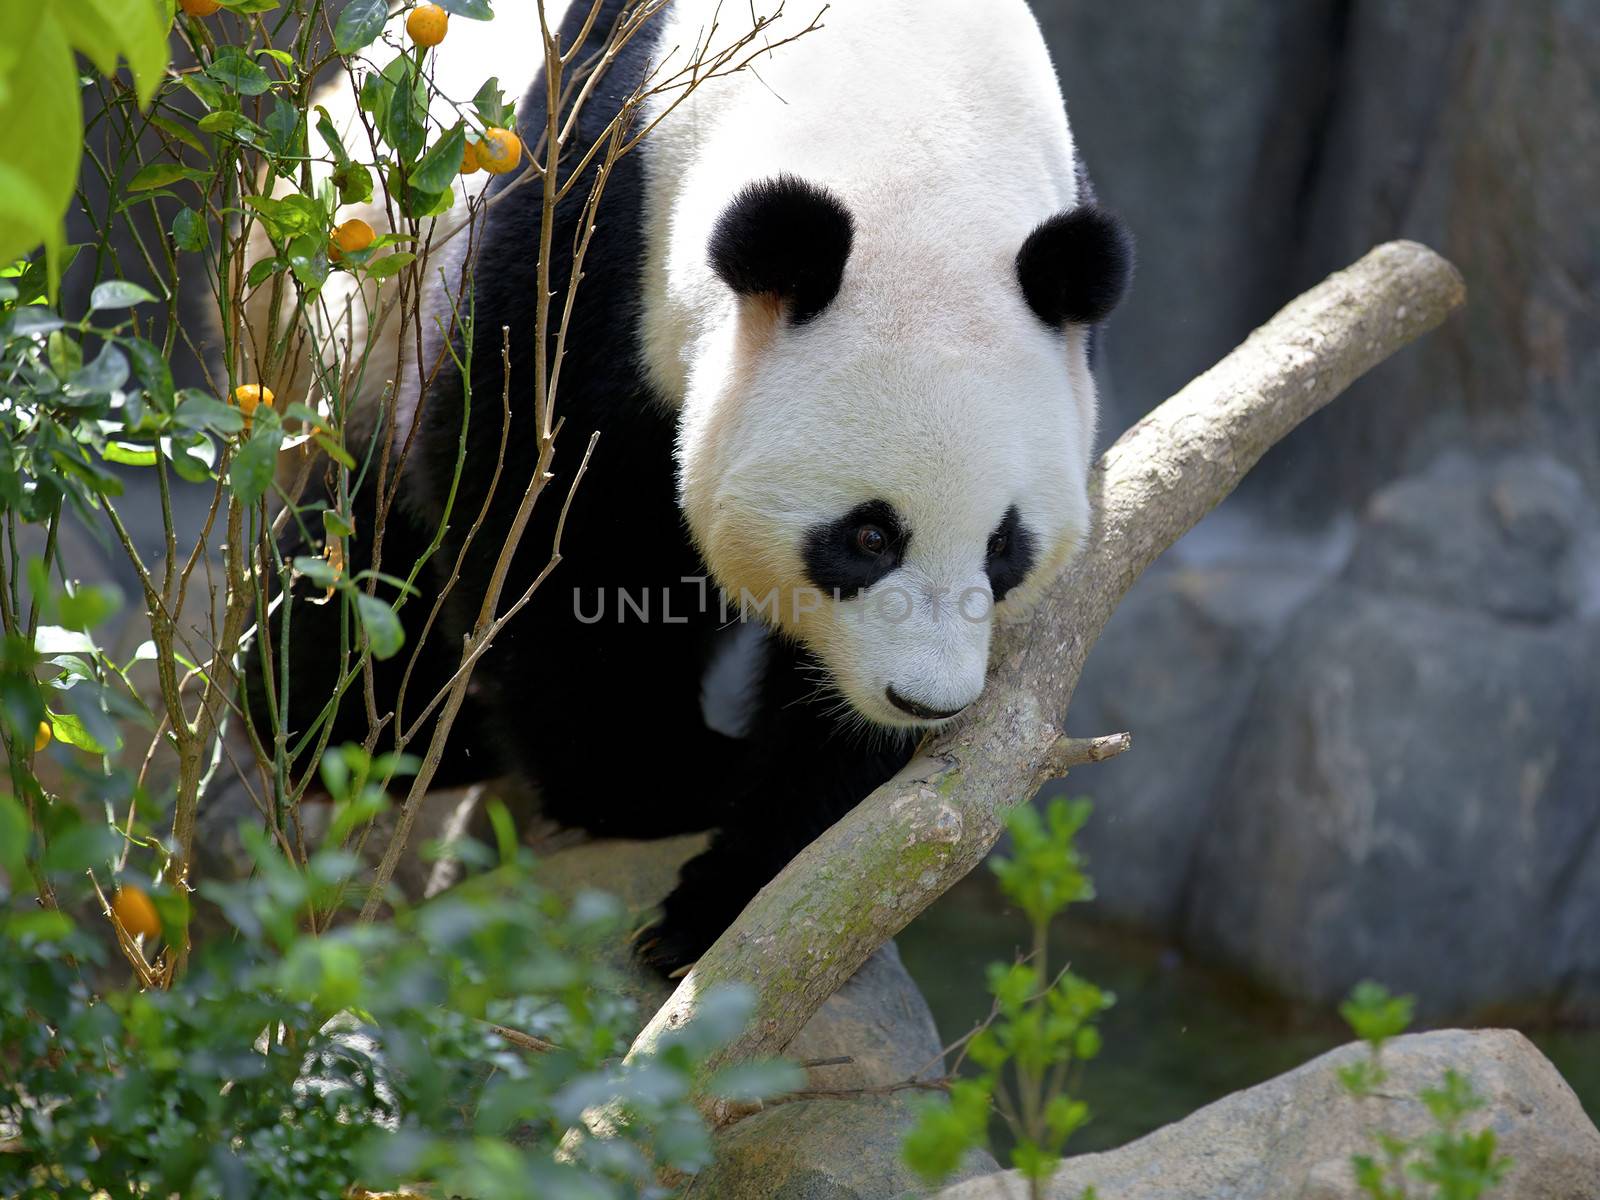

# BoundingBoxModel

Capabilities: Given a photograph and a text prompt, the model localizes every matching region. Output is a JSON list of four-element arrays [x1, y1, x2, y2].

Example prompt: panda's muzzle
[[884, 686, 968, 722]]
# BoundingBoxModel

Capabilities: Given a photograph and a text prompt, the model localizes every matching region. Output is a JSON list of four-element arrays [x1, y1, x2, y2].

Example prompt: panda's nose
[[885, 686, 969, 722]]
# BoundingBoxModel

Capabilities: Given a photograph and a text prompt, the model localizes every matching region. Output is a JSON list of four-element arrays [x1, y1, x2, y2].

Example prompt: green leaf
[[363, 56, 426, 161], [149, 114, 207, 157], [365, 252, 414, 281], [128, 162, 210, 191], [229, 420, 283, 505], [314, 105, 350, 162], [171, 207, 208, 252], [293, 556, 339, 589], [265, 97, 302, 158], [244, 193, 323, 239], [435, 0, 494, 16], [47, 709, 109, 754], [472, 76, 512, 129], [246, 257, 285, 288], [90, 280, 159, 310], [101, 442, 159, 467], [197, 110, 268, 145], [355, 592, 404, 660], [287, 234, 331, 293], [48, 329, 82, 377], [207, 47, 273, 96], [412, 124, 468, 195], [1340, 981, 1415, 1049], [334, 0, 389, 53], [56, 0, 169, 107], [56, 584, 122, 632], [177, 71, 226, 110], [174, 391, 245, 435], [332, 161, 373, 206], [123, 338, 174, 407], [0, 16, 81, 273], [164, 431, 216, 483], [69, 345, 131, 396]]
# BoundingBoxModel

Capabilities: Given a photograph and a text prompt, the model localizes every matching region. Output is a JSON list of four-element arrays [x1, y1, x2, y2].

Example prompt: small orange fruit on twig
[[230, 384, 274, 430], [112, 886, 162, 941], [461, 139, 483, 176], [330, 218, 376, 262], [477, 127, 523, 175], [406, 3, 449, 48], [34, 720, 51, 753], [179, 0, 224, 16]]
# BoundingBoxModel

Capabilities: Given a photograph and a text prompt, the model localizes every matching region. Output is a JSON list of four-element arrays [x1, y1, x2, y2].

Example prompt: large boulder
[[1181, 454, 1600, 1017], [934, 1029, 1600, 1200], [1062, 512, 1349, 929]]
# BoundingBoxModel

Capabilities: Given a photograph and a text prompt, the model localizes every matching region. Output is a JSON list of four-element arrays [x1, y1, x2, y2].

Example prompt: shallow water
[[899, 874, 1600, 1156]]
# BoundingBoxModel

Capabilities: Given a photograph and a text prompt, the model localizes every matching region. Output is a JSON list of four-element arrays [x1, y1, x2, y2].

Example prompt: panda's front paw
[[635, 913, 716, 979], [634, 890, 728, 978]]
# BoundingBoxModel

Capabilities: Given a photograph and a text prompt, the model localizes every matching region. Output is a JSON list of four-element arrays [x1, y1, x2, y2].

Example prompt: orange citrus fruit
[[477, 127, 522, 175], [179, 0, 224, 16], [230, 384, 274, 430], [460, 140, 483, 175], [329, 218, 376, 261], [406, 4, 449, 48], [34, 720, 51, 753], [112, 886, 162, 940]]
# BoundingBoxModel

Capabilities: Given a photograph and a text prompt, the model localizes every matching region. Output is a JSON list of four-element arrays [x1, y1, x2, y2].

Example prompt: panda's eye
[[855, 525, 888, 556], [987, 531, 1009, 558]]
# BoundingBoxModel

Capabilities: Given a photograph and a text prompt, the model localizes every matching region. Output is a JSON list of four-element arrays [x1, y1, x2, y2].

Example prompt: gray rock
[[1342, 451, 1594, 623], [1182, 581, 1600, 1017], [530, 836, 1000, 1195], [532, 835, 961, 1089], [1054, 505, 1353, 929], [696, 1096, 968, 1200], [933, 1029, 1600, 1200], [1064, 556, 1305, 928]]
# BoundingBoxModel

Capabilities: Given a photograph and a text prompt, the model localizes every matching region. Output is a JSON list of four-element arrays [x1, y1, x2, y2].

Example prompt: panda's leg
[[635, 635, 915, 975], [242, 464, 502, 789], [522, 610, 749, 839]]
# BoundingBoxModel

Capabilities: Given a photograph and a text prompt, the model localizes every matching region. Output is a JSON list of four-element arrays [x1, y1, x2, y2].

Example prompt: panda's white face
[[677, 188, 1114, 729]]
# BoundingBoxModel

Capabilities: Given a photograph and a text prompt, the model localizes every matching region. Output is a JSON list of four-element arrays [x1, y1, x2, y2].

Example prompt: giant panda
[[247, 0, 1132, 974]]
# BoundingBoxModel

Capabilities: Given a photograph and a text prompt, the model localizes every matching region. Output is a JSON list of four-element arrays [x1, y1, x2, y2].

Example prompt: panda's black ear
[[1016, 206, 1134, 328], [709, 175, 855, 325]]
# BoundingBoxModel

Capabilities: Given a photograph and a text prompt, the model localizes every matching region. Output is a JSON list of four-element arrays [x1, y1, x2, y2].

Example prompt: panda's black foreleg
[[636, 639, 915, 976]]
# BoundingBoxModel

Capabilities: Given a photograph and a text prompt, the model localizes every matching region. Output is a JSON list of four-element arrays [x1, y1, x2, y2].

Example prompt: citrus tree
[[0, 2, 800, 1194]]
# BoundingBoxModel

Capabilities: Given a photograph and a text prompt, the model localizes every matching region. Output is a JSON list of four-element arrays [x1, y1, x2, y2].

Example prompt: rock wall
[[1035, 0, 1600, 1017]]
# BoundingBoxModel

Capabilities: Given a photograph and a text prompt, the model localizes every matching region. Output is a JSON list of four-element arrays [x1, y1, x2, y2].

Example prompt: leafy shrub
[[1, 790, 765, 1199], [1, 2, 798, 1195], [902, 797, 1111, 1200], [1339, 981, 1513, 1200]]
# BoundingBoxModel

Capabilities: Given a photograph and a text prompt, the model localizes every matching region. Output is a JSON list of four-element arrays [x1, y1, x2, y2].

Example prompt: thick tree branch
[[628, 240, 1466, 1116]]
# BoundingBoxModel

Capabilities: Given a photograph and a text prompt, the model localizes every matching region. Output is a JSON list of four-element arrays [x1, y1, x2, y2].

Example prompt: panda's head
[[678, 175, 1132, 730]]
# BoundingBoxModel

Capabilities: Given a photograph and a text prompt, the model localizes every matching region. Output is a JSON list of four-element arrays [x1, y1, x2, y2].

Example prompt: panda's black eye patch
[[985, 507, 1037, 603], [1016, 205, 1134, 328], [803, 500, 905, 598], [709, 174, 855, 324]]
